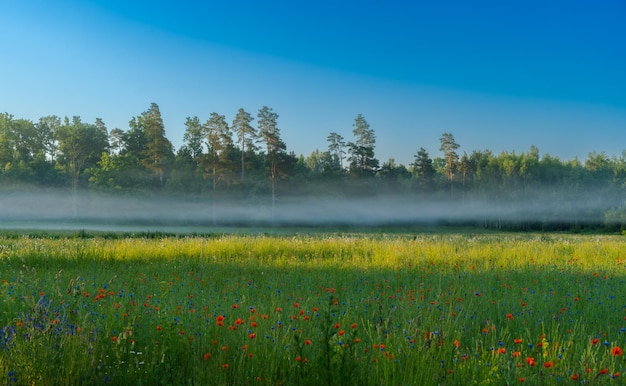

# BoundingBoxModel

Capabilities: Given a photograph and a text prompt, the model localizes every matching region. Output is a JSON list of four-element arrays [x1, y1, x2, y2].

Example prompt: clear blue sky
[[2, 0, 625, 166]]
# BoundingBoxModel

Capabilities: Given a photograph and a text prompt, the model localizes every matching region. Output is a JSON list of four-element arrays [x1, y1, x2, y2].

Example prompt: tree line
[[1, 103, 626, 230]]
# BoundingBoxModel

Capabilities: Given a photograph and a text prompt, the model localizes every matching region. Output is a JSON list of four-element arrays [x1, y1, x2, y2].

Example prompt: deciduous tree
[[439, 132, 460, 198], [56, 116, 109, 215]]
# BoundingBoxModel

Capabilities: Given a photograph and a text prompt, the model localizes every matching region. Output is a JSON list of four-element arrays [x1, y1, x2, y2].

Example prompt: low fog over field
[[0, 188, 620, 231]]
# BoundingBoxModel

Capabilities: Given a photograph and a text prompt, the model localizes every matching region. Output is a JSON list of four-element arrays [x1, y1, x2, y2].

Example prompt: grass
[[1, 232, 626, 385]]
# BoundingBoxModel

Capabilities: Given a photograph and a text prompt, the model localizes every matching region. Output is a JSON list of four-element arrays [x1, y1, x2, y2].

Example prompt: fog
[[0, 188, 620, 232]]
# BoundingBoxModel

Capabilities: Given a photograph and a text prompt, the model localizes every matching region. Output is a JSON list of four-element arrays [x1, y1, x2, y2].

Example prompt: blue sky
[[2, 0, 625, 166]]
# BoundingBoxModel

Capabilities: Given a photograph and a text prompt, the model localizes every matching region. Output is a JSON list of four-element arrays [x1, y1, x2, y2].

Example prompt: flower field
[[1, 232, 626, 385]]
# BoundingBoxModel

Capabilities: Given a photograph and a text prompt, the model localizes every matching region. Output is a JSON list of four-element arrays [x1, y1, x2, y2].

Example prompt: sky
[[1, 0, 625, 166]]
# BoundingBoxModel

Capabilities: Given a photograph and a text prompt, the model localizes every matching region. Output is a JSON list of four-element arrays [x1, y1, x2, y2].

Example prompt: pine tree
[[411, 147, 436, 191], [232, 108, 257, 183], [258, 106, 287, 217], [348, 114, 378, 176]]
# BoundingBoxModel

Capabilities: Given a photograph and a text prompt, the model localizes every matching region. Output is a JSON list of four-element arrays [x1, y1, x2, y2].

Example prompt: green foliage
[[1, 106, 626, 230], [348, 114, 379, 176]]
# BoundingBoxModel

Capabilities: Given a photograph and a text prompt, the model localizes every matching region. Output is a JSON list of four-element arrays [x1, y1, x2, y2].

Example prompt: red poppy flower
[[611, 346, 623, 356]]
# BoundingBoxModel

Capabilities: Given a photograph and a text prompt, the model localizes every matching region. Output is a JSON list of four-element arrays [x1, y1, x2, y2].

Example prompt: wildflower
[[543, 361, 553, 368], [514, 338, 523, 344], [453, 340, 460, 348], [513, 351, 521, 357], [293, 302, 299, 308], [611, 346, 623, 356], [222, 364, 229, 369], [351, 323, 358, 329], [613, 372, 620, 378], [338, 330, 345, 336], [305, 339, 312, 345], [570, 373, 579, 380], [221, 346, 228, 351], [203, 352, 211, 360], [525, 357, 535, 366], [506, 313, 514, 320], [334, 323, 341, 329], [249, 333, 256, 339], [591, 338, 599, 345], [518, 378, 526, 383], [599, 368, 609, 375], [111, 336, 118, 342]]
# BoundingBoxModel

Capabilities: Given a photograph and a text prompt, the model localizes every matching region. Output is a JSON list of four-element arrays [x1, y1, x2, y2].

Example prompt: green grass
[[1, 232, 626, 385]]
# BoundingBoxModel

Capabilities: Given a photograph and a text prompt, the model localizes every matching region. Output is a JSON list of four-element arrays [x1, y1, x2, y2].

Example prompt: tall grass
[[1, 233, 626, 384]]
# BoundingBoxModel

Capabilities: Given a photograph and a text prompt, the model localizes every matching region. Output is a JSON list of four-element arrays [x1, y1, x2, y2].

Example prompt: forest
[[1, 102, 625, 231]]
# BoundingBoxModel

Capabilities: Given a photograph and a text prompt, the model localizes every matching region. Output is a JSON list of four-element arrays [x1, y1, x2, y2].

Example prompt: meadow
[[1, 231, 626, 385]]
